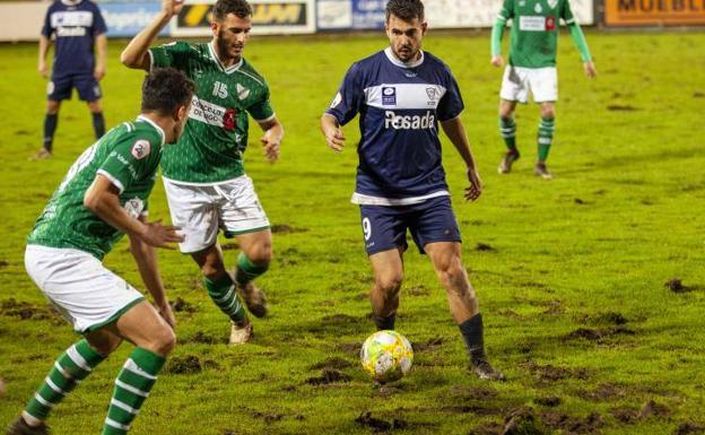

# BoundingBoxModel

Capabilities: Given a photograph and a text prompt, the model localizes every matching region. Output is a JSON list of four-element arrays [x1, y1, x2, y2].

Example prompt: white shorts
[[24, 245, 144, 334], [163, 175, 270, 254], [500, 66, 558, 103]]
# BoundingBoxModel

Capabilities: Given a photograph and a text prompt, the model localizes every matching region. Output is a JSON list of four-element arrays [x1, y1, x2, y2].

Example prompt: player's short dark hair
[[141, 68, 195, 116], [385, 0, 424, 23], [212, 0, 252, 21]]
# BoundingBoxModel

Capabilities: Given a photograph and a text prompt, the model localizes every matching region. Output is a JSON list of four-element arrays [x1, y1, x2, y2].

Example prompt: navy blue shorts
[[360, 195, 462, 256], [48, 73, 101, 102]]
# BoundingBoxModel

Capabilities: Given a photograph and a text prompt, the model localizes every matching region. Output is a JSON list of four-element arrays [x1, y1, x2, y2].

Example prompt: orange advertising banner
[[604, 0, 705, 25]]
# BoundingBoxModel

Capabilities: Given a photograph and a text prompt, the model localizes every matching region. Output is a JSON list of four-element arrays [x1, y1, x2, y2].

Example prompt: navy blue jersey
[[326, 48, 464, 205], [41, 0, 107, 76]]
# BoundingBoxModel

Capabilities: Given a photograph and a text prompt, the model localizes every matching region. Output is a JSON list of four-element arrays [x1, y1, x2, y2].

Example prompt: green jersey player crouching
[[8, 68, 194, 435], [491, 0, 596, 179], [121, 0, 285, 344]]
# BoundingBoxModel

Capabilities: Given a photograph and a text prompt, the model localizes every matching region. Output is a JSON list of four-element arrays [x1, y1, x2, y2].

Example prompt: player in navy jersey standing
[[35, 0, 108, 159], [320, 0, 503, 380]]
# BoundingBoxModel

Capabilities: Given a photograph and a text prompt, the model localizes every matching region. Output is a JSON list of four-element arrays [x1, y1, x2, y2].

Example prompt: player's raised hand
[[260, 130, 280, 162], [162, 0, 184, 17], [324, 126, 346, 152], [464, 168, 483, 202], [140, 219, 184, 248], [583, 61, 597, 79], [491, 55, 504, 68]]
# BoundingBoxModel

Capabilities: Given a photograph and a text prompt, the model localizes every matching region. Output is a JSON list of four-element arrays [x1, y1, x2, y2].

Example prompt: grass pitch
[[1, 30, 705, 434]]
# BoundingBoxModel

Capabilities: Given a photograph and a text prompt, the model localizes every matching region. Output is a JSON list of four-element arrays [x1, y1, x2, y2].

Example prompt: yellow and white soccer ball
[[360, 330, 413, 383]]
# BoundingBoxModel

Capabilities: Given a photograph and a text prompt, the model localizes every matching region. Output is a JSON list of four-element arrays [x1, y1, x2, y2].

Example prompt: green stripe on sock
[[235, 252, 269, 286], [537, 117, 555, 161], [102, 348, 165, 435], [205, 274, 246, 322], [25, 340, 105, 420]]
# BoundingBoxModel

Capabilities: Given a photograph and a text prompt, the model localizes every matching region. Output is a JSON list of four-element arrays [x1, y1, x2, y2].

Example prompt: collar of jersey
[[208, 42, 244, 74], [384, 47, 424, 69], [136, 115, 166, 147], [60, 0, 83, 6]]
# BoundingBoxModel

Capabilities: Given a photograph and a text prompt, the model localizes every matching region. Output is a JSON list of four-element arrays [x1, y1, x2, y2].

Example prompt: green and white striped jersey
[[27, 116, 165, 260], [150, 41, 275, 183], [497, 0, 577, 68]]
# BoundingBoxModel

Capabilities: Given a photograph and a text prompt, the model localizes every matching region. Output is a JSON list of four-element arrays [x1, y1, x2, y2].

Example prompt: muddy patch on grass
[[564, 325, 635, 342], [0, 298, 61, 322], [447, 384, 499, 401], [184, 330, 224, 345], [337, 341, 362, 356], [170, 297, 197, 313], [165, 355, 203, 374], [666, 278, 690, 293], [675, 422, 705, 435], [412, 336, 443, 353], [611, 406, 639, 424], [501, 407, 546, 434], [542, 300, 564, 315], [639, 400, 671, 418], [355, 411, 407, 432], [535, 396, 561, 407], [270, 224, 309, 234], [607, 104, 640, 111], [540, 410, 603, 434], [248, 408, 285, 424], [309, 356, 353, 371], [522, 361, 589, 382], [578, 383, 628, 401], [0, 260, 8, 269], [305, 369, 351, 386]]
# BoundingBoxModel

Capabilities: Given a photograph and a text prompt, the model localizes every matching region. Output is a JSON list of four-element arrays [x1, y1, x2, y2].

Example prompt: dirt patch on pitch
[[0, 260, 8, 269], [475, 242, 496, 252], [170, 297, 197, 313], [675, 422, 705, 435], [355, 411, 408, 432], [607, 104, 640, 111], [578, 383, 628, 401], [501, 407, 547, 434], [540, 410, 604, 434], [638, 400, 671, 419], [412, 336, 443, 353], [305, 369, 351, 386], [522, 361, 590, 382], [165, 355, 218, 374], [666, 277, 690, 293], [184, 330, 225, 345], [564, 325, 635, 342], [534, 396, 561, 407], [447, 385, 499, 401], [407, 285, 430, 296], [310, 356, 353, 371], [271, 224, 309, 234], [0, 298, 62, 322]]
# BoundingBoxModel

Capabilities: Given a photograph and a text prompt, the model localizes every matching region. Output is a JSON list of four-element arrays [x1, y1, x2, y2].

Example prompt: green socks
[[499, 116, 517, 150], [103, 348, 166, 434], [25, 339, 106, 421], [204, 273, 246, 323], [234, 252, 268, 287], [537, 116, 555, 162]]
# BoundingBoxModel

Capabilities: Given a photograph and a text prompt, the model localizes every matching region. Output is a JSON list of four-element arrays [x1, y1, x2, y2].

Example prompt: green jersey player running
[[121, 0, 285, 344], [491, 0, 596, 179], [8, 68, 194, 435]]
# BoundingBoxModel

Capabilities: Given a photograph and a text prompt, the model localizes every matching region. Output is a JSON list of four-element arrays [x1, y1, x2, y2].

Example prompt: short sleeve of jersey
[[92, 3, 107, 35], [325, 62, 364, 126], [437, 68, 464, 122], [97, 134, 158, 193], [247, 85, 275, 121], [41, 7, 53, 38], [561, 0, 576, 24], [149, 41, 192, 70], [498, 0, 515, 20]]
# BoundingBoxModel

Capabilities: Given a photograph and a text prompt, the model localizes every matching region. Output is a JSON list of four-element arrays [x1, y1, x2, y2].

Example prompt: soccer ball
[[360, 330, 413, 383]]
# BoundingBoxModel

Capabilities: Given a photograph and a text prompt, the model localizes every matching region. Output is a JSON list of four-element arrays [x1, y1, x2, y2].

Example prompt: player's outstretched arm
[[84, 174, 184, 248], [320, 113, 346, 152], [490, 17, 506, 67], [121, 0, 183, 70], [568, 23, 596, 78], [128, 220, 175, 329], [258, 117, 284, 162], [440, 117, 483, 202]]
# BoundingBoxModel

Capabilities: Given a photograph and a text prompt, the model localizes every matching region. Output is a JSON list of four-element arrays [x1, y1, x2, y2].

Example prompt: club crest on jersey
[[236, 83, 250, 100], [131, 140, 150, 160], [382, 87, 397, 105], [535, 3, 542, 13], [426, 87, 439, 101], [223, 108, 237, 131], [547, 0, 558, 8], [546, 16, 556, 30]]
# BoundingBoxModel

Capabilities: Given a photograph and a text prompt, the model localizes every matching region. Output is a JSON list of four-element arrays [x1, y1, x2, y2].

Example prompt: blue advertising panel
[[98, 1, 169, 38], [352, 0, 385, 29]]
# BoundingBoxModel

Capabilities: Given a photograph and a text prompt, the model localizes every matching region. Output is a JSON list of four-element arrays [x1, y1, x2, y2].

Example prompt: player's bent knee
[[201, 262, 227, 281], [376, 274, 403, 295], [149, 327, 177, 356]]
